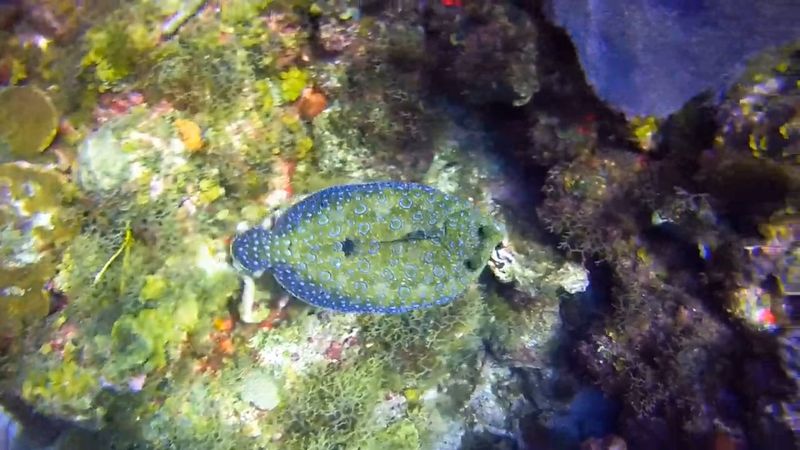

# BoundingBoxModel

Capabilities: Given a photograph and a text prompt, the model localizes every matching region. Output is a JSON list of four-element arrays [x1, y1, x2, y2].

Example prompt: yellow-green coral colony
[[0, 86, 58, 159], [231, 182, 504, 313]]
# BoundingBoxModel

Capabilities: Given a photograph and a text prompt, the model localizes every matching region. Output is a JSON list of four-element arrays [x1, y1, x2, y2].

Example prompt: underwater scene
[[0, 0, 798, 449]]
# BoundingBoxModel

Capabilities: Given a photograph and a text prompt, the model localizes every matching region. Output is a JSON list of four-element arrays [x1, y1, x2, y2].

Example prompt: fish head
[[443, 206, 505, 276]]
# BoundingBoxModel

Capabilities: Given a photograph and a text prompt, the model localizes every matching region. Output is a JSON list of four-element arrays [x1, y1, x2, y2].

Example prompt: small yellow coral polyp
[[198, 179, 225, 204], [279, 67, 309, 102], [140, 275, 168, 302], [631, 116, 659, 152], [10, 58, 27, 85], [296, 135, 314, 159], [174, 119, 204, 153]]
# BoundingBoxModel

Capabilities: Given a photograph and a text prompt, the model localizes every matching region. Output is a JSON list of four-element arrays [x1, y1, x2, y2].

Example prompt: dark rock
[[0, 1, 21, 31]]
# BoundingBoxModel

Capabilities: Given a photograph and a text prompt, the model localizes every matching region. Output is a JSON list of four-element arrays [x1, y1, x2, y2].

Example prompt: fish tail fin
[[231, 226, 273, 275]]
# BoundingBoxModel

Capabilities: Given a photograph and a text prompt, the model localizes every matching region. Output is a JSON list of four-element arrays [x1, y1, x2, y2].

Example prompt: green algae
[[80, 16, 157, 92], [148, 36, 253, 114], [279, 67, 308, 102], [110, 301, 199, 374], [219, 0, 274, 25], [17, 231, 239, 423], [368, 418, 421, 450], [133, 368, 255, 449], [15, 183, 240, 418], [22, 357, 101, 423], [239, 370, 281, 410], [273, 359, 385, 450], [358, 287, 487, 387]]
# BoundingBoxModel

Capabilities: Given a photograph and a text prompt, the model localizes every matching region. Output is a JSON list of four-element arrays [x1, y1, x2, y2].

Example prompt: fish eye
[[477, 225, 487, 239], [463, 259, 478, 271]]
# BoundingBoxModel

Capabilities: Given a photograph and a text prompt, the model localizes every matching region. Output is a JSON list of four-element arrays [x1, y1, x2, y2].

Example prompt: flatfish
[[231, 181, 504, 313]]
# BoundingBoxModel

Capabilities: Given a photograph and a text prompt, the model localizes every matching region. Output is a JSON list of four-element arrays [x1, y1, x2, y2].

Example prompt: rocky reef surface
[[0, 1, 796, 450]]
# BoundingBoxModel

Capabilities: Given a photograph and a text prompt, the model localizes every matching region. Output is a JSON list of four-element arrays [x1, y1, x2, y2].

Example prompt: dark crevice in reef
[[417, 1, 800, 449]]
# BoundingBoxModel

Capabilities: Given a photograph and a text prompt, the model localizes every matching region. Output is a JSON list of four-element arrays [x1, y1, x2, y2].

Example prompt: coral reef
[[79, 13, 157, 92], [426, 2, 540, 106], [0, 4, 563, 446], [539, 150, 648, 260], [358, 287, 487, 386], [273, 359, 386, 449], [147, 35, 254, 114], [0, 162, 77, 339], [533, 40, 800, 449], [0, 86, 58, 160], [0, 1, 796, 449]]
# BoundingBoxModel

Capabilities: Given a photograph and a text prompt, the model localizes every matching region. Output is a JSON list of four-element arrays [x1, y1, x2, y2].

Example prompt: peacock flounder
[[231, 181, 505, 314]]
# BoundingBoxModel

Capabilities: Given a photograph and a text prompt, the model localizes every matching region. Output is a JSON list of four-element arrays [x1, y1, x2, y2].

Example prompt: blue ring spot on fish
[[404, 264, 418, 279], [354, 281, 368, 292], [389, 217, 403, 231], [368, 240, 380, 255]]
